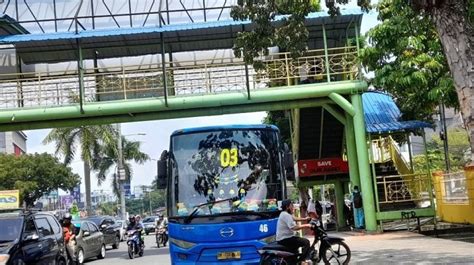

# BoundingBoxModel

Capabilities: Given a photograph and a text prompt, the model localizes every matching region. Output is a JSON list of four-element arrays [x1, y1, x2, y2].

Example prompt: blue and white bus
[[157, 124, 294, 264]]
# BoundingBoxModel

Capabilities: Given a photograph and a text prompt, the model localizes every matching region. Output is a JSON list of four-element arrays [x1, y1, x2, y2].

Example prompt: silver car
[[115, 219, 128, 241], [72, 220, 106, 264]]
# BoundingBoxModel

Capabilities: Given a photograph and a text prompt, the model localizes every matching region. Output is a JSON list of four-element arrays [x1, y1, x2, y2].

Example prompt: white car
[[116, 219, 128, 241]]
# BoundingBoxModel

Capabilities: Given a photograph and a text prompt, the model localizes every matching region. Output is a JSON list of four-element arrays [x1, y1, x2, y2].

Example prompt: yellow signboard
[[0, 190, 20, 209]]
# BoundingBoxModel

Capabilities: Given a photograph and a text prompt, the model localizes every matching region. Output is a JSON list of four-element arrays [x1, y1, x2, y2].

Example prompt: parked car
[[83, 216, 121, 249], [115, 219, 128, 241], [142, 216, 158, 235], [0, 209, 68, 265], [72, 220, 106, 264]]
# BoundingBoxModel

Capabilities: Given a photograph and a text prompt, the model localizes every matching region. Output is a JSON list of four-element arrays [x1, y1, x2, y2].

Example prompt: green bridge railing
[[0, 46, 359, 110]]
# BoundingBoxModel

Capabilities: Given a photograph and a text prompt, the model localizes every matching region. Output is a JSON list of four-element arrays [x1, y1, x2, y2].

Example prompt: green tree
[[414, 128, 470, 172], [262, 110, 292, 148], [231, 0, 473, 162], [93, 137, 149, 199], [99, 202, 118, 216], [231, 0, 322, 68], [360, 0, 458, 122], [43, 125, 117, 213], [143, 190, 167, 214], [0, 153, 80, 207]]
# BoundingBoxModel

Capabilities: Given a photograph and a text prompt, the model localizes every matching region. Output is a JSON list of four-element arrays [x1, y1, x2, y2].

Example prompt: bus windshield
[[170, 128, 283, 217]]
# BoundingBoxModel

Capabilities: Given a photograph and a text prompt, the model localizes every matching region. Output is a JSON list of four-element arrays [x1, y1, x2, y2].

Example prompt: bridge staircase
[[298, 106, 345, 161], [371, 136, 432, 218]]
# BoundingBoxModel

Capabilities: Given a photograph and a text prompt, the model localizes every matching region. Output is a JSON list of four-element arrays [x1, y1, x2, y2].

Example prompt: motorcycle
[[127, 230, 144, 259], [155, 225, 168, 248], [258, 220, 351, 265]]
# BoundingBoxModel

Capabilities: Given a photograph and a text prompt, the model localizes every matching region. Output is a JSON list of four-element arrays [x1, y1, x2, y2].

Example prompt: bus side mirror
[[283, 144, 295, 181], [157, 159, 168, 190]]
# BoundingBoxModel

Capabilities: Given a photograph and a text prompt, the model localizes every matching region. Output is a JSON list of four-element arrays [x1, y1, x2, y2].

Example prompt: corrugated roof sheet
[[0, 9, 362, 64], [363, 92, 432, 133], [0, 9, 362, 43]]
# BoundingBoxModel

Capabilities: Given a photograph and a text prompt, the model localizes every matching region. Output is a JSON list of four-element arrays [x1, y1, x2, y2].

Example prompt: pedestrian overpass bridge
[[0, 6, 436, 232]]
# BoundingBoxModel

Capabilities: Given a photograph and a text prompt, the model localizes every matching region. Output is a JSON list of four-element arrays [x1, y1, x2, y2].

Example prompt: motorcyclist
[[155, 214, 168, 246], [61, 213, 76, 262], [156, 214, 168, 228], [127, 215, 144, 247], [276, 199, 312, 263]]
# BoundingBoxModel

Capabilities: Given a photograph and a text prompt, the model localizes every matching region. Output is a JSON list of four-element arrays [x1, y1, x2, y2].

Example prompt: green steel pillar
[[334, 180, 346, 229], [322, 24, 331, 82], [345, 113, 360, 187], [368, 134, 381, 212], [345, 112, 360, 228], [351, 93, 377, 231], [76, 39, 85, 113]]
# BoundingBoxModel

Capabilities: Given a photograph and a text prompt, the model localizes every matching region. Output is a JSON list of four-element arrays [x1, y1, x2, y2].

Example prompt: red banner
[[298, 158, 349, 177]]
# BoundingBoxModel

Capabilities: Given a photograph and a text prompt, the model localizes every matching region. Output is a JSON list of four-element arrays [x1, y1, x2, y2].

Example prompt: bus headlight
[[170, 238, 196, 249], [0, 254, 10, 265], [260, 235, 276, 244]]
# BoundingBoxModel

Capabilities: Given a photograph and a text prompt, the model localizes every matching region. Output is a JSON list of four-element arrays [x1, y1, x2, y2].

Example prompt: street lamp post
[[116, 129, 147, 219], [116, 123, 127, 220]]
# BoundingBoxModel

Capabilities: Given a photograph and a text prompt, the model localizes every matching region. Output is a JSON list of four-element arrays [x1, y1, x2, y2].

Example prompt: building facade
[[0, 131, 27, 155]]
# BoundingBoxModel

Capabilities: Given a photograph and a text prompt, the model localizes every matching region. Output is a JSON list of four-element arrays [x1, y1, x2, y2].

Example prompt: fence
[[0, 46, 359, 109], [433, 169, 474, 224]]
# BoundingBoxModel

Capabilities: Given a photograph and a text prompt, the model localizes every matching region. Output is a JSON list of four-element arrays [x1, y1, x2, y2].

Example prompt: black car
[[0, 209, 68, 265], [83, 216, 121, 249]]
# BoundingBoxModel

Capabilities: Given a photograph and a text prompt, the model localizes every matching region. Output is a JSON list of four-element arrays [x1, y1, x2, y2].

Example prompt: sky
[[22, 1, 380, 196]]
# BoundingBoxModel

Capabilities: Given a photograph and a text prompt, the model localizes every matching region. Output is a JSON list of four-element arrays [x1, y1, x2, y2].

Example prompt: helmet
[[63, 213, 72, 220], [129, 216, 136, 223], [281, 199, 293, 211]]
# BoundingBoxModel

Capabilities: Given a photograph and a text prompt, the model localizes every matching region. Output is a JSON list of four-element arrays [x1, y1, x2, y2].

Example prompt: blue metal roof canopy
[[363, 92, 432, 134], [0, 9, 362, 64]]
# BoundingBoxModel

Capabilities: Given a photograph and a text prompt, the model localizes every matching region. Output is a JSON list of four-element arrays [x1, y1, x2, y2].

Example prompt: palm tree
[[93, 137, 149, 199], [43, 125, 117, 214]]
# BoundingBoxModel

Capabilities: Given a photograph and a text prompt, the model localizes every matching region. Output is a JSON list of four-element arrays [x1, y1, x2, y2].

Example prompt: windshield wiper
[[184, 196, 239, 224]]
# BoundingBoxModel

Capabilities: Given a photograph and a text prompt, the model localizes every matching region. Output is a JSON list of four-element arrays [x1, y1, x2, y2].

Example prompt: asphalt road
[[85, 234, 171, 265]]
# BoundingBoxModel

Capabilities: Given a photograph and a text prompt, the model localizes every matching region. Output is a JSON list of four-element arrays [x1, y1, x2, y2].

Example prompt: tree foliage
[[126, 190, 166, 216], [413, 128, 470, 173], [361, 0, 458, 123], [231, 0, 322, 69], [93, 137, 149, 199], [262, 110, 292, 148], [43, 125, 117, 211], [0, 153, 80, 207]]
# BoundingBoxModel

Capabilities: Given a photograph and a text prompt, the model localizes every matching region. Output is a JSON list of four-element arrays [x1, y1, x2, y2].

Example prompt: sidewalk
[[321, 231, 474, 264]]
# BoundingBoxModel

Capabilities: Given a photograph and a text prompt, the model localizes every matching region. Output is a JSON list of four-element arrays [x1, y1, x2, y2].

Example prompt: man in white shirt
[[276, 199, 312, 262]]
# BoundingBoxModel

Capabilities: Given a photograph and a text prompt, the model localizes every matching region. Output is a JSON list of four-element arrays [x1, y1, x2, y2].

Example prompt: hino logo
[[219, 227, 234, 238]]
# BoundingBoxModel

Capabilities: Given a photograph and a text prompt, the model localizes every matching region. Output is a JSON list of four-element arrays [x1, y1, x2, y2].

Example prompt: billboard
[[298, 158, 349, 177], [72, 186, 81, 202], [0, 190, 20, 209], [60, 195, 74, 209]]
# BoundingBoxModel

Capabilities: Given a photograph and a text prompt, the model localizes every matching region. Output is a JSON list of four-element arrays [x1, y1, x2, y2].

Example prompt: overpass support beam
[[351, 93, 377, 232], [334, 180, 346, 229], [329, 93, 355, 117], [345, 113, 360, 187], [76, 40, 85, 114], [323, 104, 346, 125]]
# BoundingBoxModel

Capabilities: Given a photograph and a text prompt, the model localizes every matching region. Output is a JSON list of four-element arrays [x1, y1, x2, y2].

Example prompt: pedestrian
[[352, 185, 365, 229]]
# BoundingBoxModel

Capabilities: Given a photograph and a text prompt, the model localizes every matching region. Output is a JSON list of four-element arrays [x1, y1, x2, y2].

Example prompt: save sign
[[0, 190, 20, 209], [298, 158, 349, 177]]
